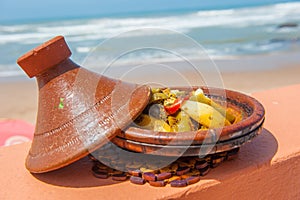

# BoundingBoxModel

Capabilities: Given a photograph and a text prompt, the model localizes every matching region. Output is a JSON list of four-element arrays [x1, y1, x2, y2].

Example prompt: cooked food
[[134, 88, 242, 132]]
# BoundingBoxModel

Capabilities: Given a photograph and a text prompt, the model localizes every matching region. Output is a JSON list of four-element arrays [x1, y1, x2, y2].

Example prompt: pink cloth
[[0, 119, 34, 146]]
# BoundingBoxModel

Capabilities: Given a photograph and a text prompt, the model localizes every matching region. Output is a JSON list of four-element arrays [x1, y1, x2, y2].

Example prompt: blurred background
[[0, 0, 300, 78], [0, 0, 300, 140]]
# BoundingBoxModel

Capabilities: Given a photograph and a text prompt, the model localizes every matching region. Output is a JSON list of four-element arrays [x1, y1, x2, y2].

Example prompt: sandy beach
[[1, 52, 300, 125]]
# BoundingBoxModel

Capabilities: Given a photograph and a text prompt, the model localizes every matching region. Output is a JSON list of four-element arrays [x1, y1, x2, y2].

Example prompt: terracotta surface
[[16, 36, 151, 173], [1, 84, 300, 199], [17, 36, 72, 78]]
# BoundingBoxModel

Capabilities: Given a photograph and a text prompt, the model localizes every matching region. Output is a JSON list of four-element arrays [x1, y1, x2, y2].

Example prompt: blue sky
[[0, 0, 297, 23]]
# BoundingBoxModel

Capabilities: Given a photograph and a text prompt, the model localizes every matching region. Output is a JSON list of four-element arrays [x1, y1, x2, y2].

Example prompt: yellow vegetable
[[190, 89, 236, 123], [151, 92, 168, 103], [151, 88, 161, 94], [181, 100, 230, 128], [135, 114, 170, 132], [167, 115, 178, 132], [167, 111, 195, 132], [227, 107, 243, 123], [153, 119, 171, 132], [176, 111, 195, 132]]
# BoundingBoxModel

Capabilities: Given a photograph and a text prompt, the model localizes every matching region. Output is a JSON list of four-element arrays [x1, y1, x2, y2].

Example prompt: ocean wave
[[0, 64, 24, 78], [193, 2, 300, 27], [0, 32, 54, 44], [0, 24, 34, 33], [0, 70, 24, 78], [1, 2, 300, 78], [1, 2, 300, 45]]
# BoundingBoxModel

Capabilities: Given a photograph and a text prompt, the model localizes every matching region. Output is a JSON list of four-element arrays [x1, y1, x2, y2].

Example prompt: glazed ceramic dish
[[112, 87, 265, 157]]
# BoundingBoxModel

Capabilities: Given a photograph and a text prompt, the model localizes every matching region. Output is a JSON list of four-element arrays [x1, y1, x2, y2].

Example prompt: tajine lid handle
[[17, 36, 72, 78]]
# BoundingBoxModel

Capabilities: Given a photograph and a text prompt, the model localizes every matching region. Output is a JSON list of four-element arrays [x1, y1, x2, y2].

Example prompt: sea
[[1, 1, 300, 78]]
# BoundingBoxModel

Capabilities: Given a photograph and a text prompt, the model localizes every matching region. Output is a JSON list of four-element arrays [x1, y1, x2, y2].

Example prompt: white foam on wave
[[193, 2, 300, 27], [0, 24, 33, 32], [0, 69, 23, 78], [1, 2, 299, 45], [0, 32, 53, 44], [76, 46, 92, 53]]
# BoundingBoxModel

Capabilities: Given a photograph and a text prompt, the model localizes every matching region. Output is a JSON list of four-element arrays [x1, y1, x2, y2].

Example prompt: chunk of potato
[[181, 100, 230, 128]]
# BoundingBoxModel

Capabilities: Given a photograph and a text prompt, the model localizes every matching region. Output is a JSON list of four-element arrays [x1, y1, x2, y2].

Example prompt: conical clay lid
[[17, 36, 151, 173]]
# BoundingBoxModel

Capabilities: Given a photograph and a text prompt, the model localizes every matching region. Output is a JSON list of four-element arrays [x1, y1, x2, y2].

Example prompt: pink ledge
[[1, 84, 300, 200]]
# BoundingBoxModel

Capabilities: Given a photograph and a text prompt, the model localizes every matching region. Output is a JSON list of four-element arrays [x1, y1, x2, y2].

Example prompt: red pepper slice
[[164, 99, 181, 115]]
